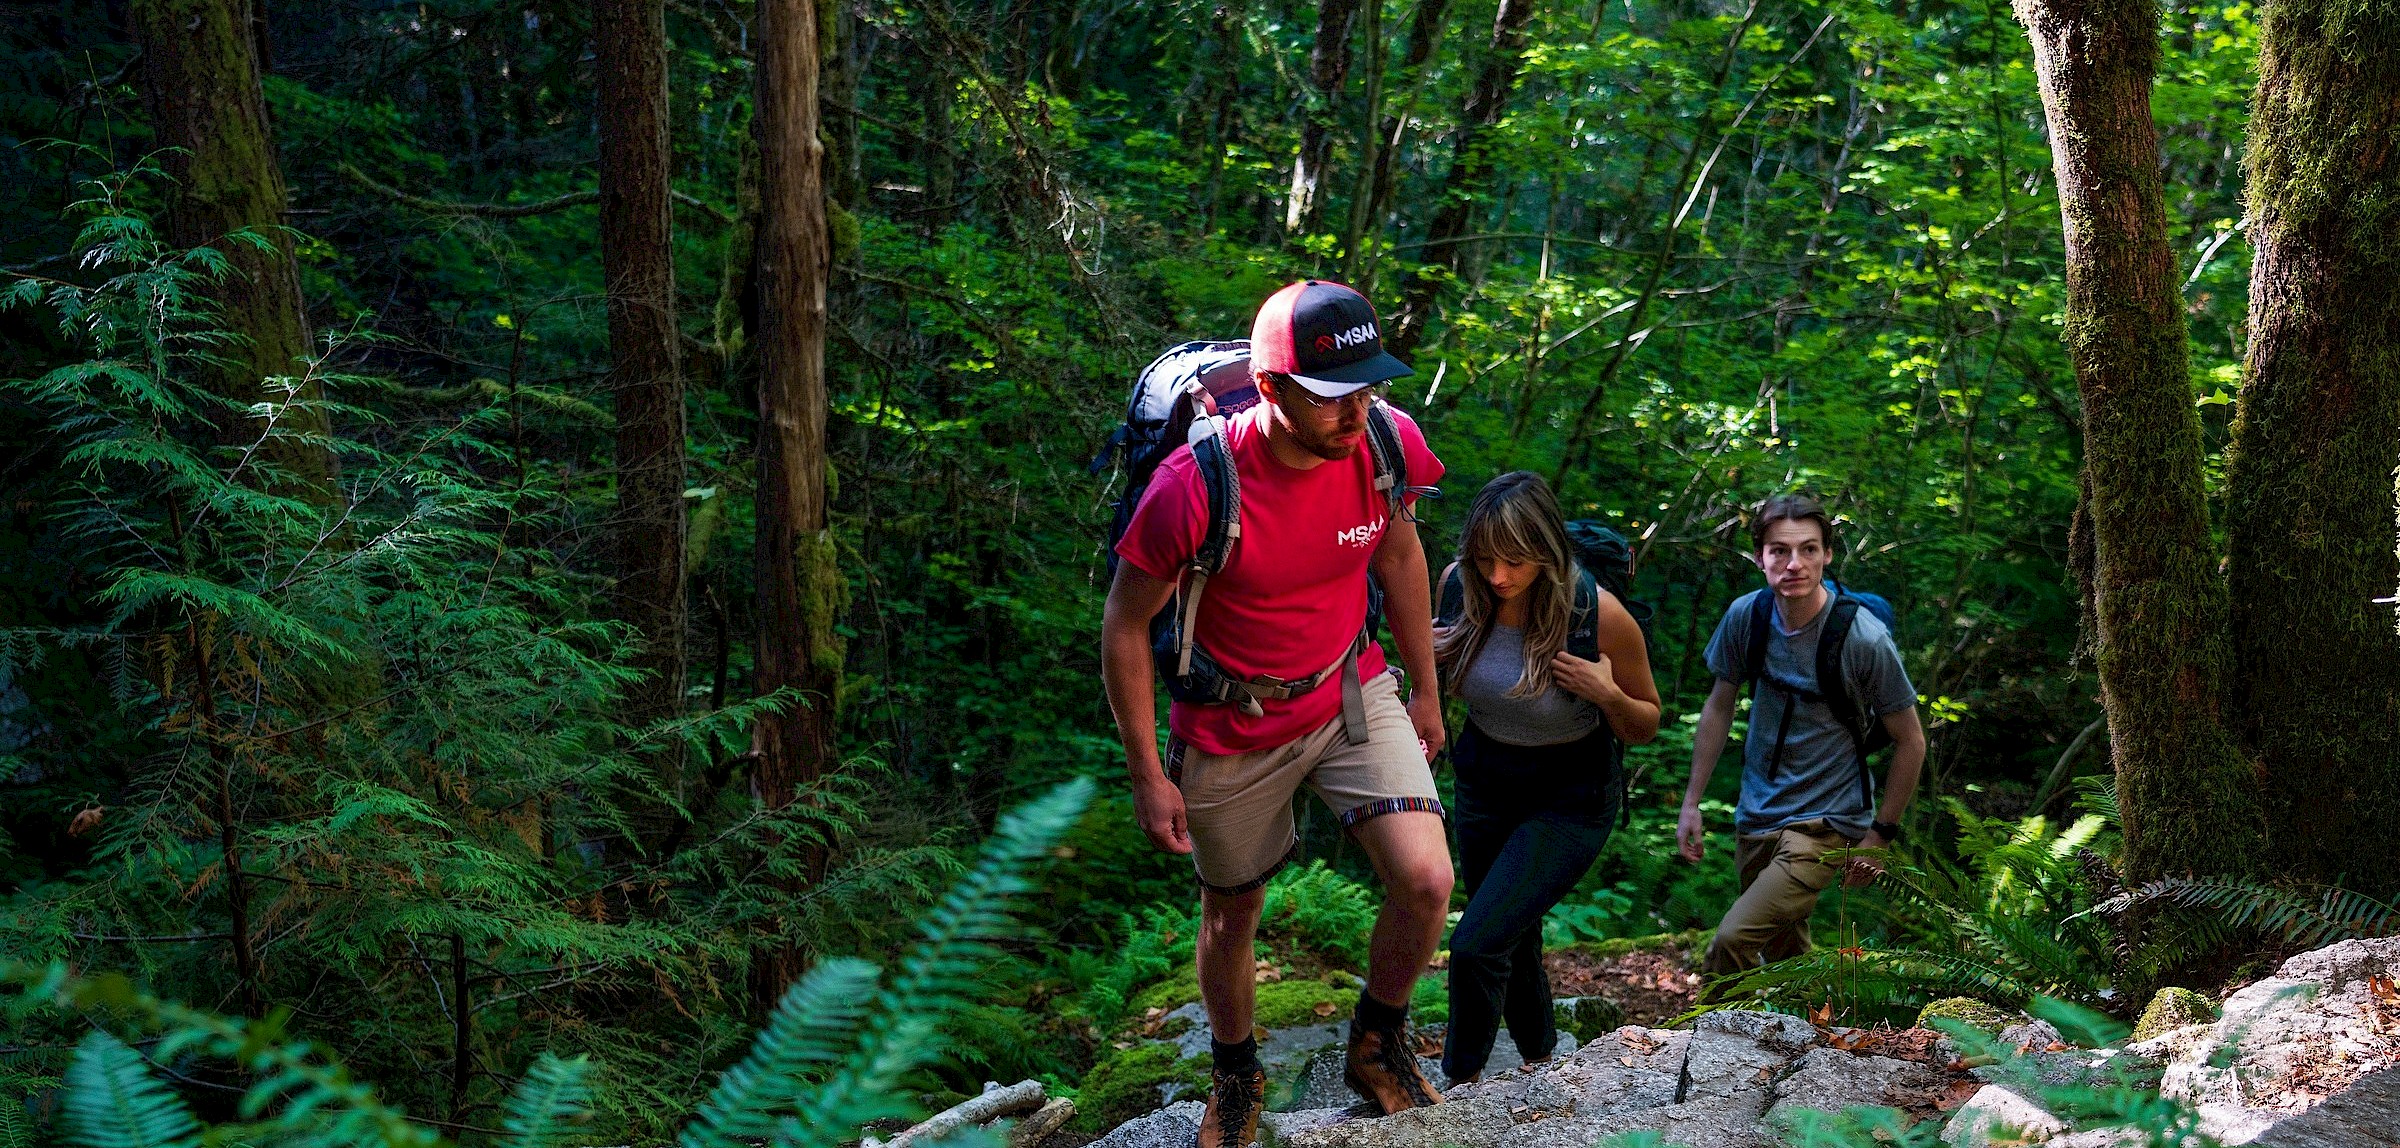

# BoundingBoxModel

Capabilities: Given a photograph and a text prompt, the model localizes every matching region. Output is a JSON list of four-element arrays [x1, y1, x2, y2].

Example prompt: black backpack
[[1090, 340, 1411, 713], [1737, 586, 1896, 806]]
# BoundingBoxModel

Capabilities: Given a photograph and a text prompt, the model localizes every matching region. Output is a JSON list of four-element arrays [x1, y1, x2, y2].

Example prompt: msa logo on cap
[[1313, 322, 1379, 356]]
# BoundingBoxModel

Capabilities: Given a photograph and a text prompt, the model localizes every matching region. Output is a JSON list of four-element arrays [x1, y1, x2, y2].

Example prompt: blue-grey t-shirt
[[1703, 589, 1916, 839]]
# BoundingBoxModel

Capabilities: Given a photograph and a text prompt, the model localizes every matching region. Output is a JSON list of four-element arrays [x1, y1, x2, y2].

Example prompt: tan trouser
[[1702, 819, 1853, 976]]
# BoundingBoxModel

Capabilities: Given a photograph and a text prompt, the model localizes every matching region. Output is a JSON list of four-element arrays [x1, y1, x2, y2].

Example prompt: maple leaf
[[1810, 1001, 1837, 1027]]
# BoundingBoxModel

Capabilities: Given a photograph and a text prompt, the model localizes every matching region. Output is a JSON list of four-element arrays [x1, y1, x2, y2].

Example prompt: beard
[[1277, 400, 1365, 461]]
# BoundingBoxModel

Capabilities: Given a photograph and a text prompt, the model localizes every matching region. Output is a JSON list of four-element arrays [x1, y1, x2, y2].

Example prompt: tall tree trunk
[[1176, 0, 1248, 235], [129, 0, 330, 487], [753, 0, 847, 999], [2222, 0, 2400, 891], [1287, 0, 1362, 237], [916, 45, 957, 232], [1357, 0, 1454, 271], [1386, 0, 1540, 362], [597, 0, 689, 795], [2013, 0, 2258, 880]]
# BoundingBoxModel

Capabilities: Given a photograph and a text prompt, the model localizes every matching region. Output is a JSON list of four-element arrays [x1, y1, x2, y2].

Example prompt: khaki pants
[[1702, 819, 1853, 976]]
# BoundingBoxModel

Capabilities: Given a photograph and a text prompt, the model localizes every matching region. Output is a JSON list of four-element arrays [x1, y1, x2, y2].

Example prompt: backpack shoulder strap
[[1172, 407, 1242, 676], [1436, 562, 1465, 628], [1570, 567, 1602, 662], [1363, 401, 1406, 516], [1742, 590, 1774, 687], [1816, 591, 1869, 746]]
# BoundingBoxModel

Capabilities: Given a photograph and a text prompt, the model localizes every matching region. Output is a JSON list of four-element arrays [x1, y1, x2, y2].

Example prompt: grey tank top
[[1456, 625, 1606, 746]]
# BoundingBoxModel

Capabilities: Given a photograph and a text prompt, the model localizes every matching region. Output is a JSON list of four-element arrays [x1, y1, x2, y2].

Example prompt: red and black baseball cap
[[1249, 279, 1414, 397]]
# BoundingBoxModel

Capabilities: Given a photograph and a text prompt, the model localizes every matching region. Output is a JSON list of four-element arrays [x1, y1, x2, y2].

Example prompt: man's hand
[[1843, 831, 1888, 887], [1550, 649, 1622, 705], [1132, 773, 1192, 854], [1406, 689, 1445, 761], [1677, 804, 1706, 862]]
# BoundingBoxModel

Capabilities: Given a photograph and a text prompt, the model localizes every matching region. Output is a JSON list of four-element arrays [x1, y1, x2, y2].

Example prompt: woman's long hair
[[1434, 471, 1578, 699]]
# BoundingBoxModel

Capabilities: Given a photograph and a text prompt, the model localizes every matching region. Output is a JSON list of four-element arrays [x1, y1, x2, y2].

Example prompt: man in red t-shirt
[[1102, 281, 1452, 1140]]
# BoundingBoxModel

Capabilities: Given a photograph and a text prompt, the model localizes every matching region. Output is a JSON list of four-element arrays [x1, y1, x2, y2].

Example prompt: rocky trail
[[1061, 937, 2400, 1148]]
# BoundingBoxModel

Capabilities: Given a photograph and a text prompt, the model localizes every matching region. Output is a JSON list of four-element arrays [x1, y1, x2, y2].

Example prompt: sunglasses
[[1285, 381, 1391, 414]]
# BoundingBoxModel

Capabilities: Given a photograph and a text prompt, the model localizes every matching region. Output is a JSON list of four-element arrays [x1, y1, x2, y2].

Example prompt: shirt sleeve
[[1844, 621, 1918, 718], [1387, 405, 1445, 511], [1113, 448, 1206, 582], [1703, 592, 1752, 683]]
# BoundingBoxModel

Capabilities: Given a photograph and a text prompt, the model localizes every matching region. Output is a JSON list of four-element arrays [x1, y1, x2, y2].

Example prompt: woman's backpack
[[1089, 340, 1410, 712]]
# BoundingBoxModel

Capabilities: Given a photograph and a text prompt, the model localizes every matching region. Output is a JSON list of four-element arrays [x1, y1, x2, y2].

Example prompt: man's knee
[[1199, 886, 1266, 938], [1390, 851, 1453, 916]]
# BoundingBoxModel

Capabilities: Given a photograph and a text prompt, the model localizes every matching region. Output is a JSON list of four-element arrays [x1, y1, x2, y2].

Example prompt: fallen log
[[872, 1080, 1045, 1148]]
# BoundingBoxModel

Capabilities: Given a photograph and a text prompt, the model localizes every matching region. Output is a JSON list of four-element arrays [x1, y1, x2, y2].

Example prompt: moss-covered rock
[[1556, 995, 1626, 1043], [1916, 997, 2015, 1035], [1128, 969, 1201, 1015], [1069, 1041, 1210, 1133], [2133, 987, 2217, 1041], [1556, 928, 1712, 963], [1252, 978, 1351, 1029]]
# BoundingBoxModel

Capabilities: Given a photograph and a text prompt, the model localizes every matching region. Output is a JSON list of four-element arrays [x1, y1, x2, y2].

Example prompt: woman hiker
[[1433, 471, 1660, 1083]]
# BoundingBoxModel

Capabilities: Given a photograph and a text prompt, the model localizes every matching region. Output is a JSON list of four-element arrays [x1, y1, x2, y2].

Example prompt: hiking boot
[[1344, 1022, 1443, 1114], [1196, 1064, 1266, 1148]]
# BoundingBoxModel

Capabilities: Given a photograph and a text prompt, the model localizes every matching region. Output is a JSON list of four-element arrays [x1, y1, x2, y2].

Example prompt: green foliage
[[1702, 800, 2120, 1023], [1258, 862, 1380, 970], [2092, 878, 2400, 948], [8, 779, 1089, 1148]]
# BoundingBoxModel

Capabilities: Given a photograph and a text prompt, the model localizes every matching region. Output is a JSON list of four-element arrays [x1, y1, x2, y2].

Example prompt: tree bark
[[1357, 0, 1454, 269], [1386, 0, 1541, 362], [752, 0, 847, 999], [2222, 0, 2400, 891], [2013, 0, 2259, 879], [597, 0, 689, 792], [129, 0, 331, 487], [1287, 0, 1362, 237]]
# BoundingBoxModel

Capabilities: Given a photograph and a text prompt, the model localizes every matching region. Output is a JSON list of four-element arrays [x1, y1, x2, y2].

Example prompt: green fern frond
[[676, 777, 1093, 1148], [773, 777, 1093, 1148], [59, 1032, 198, 1148], [677, 958, 883, 1148], [499, 1054, 593, 1148], [2091, 877, 2400, 948]]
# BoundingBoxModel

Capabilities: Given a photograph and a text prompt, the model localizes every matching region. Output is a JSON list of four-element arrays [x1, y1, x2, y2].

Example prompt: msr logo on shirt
[[1334, 516, 1387, 548]]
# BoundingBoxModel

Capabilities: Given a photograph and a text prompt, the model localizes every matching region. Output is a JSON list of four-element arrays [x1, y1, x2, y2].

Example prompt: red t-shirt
[[1116, 403, 1444, 755]]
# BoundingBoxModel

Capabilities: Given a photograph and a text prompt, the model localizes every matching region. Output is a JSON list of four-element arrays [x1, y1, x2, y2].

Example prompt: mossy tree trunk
[[130, 0, 331, 488], [1286, 0, 1361, 237], [753, 0, 848, 998], [1386, 0, 1541, 361], [2013, 0, 2260, 879], [2222, 0, 2400, 892], [597, 0, 689, 798]]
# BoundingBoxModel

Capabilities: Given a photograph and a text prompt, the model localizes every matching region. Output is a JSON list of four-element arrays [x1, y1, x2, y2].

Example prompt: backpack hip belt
[[1209, 630, 1373, 743]]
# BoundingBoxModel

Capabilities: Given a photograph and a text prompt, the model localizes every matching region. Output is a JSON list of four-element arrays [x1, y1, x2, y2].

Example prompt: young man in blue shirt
[[1676, 494, 1927, 975]]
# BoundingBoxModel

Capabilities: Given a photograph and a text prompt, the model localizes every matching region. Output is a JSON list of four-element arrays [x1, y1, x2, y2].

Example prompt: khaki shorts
[[1167, 677, 1445, 894]]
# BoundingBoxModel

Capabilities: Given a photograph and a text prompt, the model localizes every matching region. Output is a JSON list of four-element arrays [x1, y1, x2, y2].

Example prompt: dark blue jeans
[[1441, 721, 1618, 1081]]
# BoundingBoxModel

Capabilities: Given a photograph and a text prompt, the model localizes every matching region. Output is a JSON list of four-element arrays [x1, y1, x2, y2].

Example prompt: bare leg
[[1349, 810, 1454, 1007], [1197, 885, 1268, 1041]]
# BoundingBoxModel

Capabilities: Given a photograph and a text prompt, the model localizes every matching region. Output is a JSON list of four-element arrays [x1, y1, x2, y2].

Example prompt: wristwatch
[[1870, 820, 1902, 842]]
